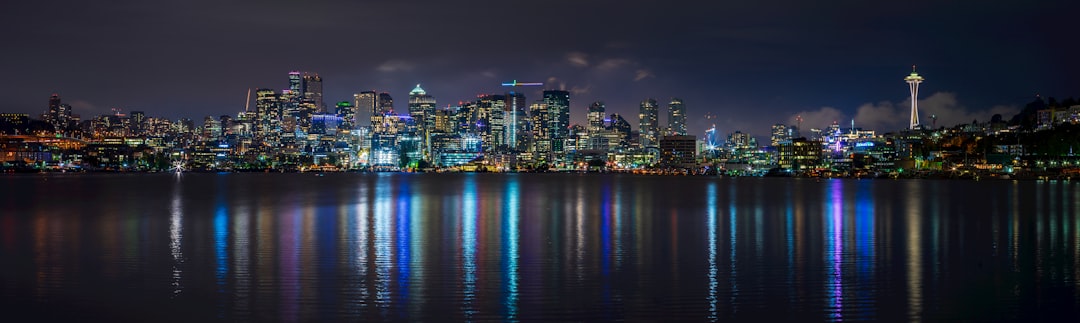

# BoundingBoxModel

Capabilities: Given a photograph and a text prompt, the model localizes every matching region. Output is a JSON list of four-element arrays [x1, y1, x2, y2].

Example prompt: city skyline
[[3, 1, 1077, 138]]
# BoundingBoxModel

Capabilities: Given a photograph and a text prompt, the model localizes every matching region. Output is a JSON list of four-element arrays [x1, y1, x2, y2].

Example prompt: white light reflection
[[232, 204, 251, 317], [504, 177, 520, 320], [355, 182, 371, 310], [906, 180, 923, 322], [409, 185, 425, 315], [707, 182, 718, 322], [169, 181, 184, 297], [373, 174, 393, 317], [461, 175, 478, 319]]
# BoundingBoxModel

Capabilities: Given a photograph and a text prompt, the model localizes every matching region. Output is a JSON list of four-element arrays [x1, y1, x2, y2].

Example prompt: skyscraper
[[130, 111, 146, 136], [475, 94, 506, 151], [609, 113, 632, 144], [587, 101, 606, 150], [771, 123, 791, 146], [668, 98, 687, 136], [336, 101, 356, 130], [369, 92, 394, 133], [543, 90, 570, 154], [587, 101, 606, 135], [639, 98, 659, 147], [905, 66, 925, 130], [408, 84, 437, 159], [505, 91, 527, 151], [355, 91, 377, 128], [288, 71, 302, 94], [254, 88, 280, 144], [302, 73, 324, 113], [378, 92, 394, 115], [43, 93, 72, 133], [529, 100, 550, 159], [47, 93, 60, 119], [408, 84, 436, 128]]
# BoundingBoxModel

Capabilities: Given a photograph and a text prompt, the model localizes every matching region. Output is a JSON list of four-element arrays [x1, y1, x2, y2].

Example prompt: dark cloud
[[2, 0, 1076, 138]]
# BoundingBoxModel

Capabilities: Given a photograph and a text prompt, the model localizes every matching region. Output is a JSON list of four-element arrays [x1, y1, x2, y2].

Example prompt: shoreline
[[4, 168, 1073, 181]]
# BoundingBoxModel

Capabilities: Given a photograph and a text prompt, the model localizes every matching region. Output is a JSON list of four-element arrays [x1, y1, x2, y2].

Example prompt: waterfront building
[[659, 135, 697, 168], [431, 133, 482, 167], [778, 137, 822, 171]]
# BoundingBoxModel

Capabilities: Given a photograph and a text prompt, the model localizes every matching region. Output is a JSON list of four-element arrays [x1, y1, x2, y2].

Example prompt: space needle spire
[[905, 65, 925, 130]]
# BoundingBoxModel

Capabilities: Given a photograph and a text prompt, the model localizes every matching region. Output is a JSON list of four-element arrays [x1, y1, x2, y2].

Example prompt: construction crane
[[501, 80, 543, 87]]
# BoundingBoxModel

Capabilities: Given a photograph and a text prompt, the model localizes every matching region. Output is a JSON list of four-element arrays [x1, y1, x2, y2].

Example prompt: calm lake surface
[[2, 173, 1079, 322]]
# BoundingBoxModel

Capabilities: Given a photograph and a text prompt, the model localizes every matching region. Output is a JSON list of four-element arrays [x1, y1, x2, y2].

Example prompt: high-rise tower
[[504, 92, 527, 151], [639, 98, 659, 147], [302, 73, 324, 113], [905, 66, 925, 130], [668, 98, 686, 136], [587, 101, 606, 135], [355, 91, 377, 128], [336, 101, 356, 130], [377, 92, 394, 115], [586, 101, 607, 150], [543, 90, 570, 154], [254, 88, 281, 144], [408, 84, 436, 126], [288, 71, 302, 94], [409, 84, 436, 158]]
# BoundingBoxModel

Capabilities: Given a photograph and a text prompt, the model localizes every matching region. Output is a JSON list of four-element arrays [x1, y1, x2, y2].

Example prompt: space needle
[[905, 65, 925, 130]]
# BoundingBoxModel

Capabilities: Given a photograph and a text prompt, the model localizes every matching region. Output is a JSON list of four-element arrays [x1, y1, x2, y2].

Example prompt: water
[[2, 173, 1079, 322]]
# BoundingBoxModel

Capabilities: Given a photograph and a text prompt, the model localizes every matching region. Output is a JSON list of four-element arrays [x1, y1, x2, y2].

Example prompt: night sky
[[3, 0, 1077, 138]]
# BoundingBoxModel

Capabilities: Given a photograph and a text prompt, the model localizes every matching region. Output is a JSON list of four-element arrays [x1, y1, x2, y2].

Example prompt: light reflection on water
[[2, 174, 1080, 321]]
